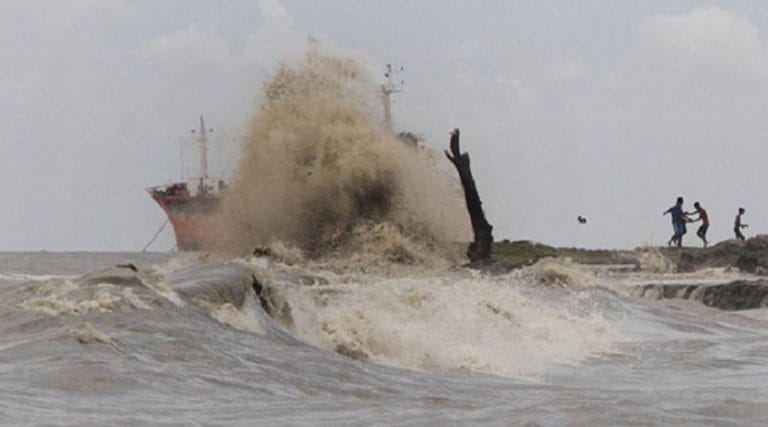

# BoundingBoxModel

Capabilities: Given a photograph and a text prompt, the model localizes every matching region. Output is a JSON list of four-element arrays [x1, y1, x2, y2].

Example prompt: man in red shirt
[[689, 202, 709, 248]]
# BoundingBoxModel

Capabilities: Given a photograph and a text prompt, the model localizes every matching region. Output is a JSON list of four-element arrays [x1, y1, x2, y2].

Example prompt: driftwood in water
[[444, 128, 494, 263]]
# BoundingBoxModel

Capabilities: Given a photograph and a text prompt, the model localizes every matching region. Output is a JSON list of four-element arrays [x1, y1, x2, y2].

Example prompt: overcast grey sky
[[3, 0, 768, 250]]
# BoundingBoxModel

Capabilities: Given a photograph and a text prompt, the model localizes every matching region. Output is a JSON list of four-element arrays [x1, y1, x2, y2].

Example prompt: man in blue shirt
[[663, 197, 688, 248]]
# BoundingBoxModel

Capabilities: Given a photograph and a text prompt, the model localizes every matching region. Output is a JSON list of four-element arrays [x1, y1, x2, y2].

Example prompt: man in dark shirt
[[663, 197, 687, 248], [734, 207, 748, 241]]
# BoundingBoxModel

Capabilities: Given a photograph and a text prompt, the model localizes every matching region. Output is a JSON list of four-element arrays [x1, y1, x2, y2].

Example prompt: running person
[[663, 197, 688, 248], [734, 207, 748, 241]]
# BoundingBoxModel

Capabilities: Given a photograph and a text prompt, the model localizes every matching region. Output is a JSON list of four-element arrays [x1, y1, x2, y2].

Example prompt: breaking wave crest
[[512, 257, 600, 289], [7, 255, 627, 379], [252, 259, 626, 377]]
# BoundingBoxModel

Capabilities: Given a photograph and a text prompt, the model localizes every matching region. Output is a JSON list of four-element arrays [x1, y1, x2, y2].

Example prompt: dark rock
[[746, 234, 768, 251], [81, 266, 144, 287], [252, 245, 272, 257], [257, 285, 294, 329], [251, 275, 263, 295], [116, 263, 138, 272], [335, 344, 369, 361], [676, 252, 697, 273], [735, 255, 759, 274], [665, 235, 768, 274], [632, 280, 768, 311]]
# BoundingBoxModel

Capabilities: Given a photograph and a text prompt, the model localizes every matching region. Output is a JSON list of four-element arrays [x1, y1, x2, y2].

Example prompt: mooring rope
[[142, 218, 170, 252]]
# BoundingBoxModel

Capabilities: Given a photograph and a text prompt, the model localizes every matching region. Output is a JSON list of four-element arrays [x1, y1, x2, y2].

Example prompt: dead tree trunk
[[444, 128, 494, 263]]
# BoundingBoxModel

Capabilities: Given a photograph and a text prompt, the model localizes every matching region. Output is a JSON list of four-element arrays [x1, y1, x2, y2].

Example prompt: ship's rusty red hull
[[147, 182, 222, 251]]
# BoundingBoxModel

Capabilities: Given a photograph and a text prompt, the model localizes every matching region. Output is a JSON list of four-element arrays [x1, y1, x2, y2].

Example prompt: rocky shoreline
[[488, 236, 768, 311], [486, 240, 647, 273], [490, 235, 768, 275]]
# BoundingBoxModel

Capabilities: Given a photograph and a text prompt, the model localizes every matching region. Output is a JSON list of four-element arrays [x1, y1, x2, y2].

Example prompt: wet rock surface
[[632, 280, 768, 311], [673, 235, 768, 274], [488, 237, 768, 275]]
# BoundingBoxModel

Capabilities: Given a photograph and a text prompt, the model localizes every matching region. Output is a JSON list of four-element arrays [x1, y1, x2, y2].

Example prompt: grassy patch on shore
[[492, 240, 639, 266]]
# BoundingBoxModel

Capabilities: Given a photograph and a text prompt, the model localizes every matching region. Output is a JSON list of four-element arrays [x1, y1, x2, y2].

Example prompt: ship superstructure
[[147, 117, 225, 250]]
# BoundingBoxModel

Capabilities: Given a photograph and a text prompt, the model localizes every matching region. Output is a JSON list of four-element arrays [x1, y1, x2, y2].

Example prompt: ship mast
[[192, 116, 213, 179], [381, 64, 404, 132]]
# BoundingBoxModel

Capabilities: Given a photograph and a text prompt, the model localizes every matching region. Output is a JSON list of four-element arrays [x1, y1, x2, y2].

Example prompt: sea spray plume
[[217, 46, 468, 264]]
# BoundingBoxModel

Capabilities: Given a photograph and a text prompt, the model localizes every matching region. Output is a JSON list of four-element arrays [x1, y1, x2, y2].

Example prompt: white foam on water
[[141, 279, 185, 307], [17, 281, 123, 317], [600, 265, 750, 296], [67, 322, 114, 345], [0, 273, 79, 282], [276, 272, 626, 377], [5, 252, 768, 425], [510, 257, 601, 289], [635, 247, 676, 273], [121, 287, 158, 310], [511, 256, 749, 295], [148, 255, 200, 277], [199, 292, 266, 335], [238, 255, 270, 270]]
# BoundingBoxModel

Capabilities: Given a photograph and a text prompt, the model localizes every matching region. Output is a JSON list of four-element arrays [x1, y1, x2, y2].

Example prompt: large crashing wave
[[251, 257, 626, 377], [216, 46, 468, 266]]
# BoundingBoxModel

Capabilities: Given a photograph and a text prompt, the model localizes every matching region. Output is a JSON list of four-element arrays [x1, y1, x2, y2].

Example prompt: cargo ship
[[147, 117, 226, 250]]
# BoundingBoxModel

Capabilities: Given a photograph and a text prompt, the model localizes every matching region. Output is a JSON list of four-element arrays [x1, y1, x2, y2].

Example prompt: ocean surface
[[2, 251, 768, 426]]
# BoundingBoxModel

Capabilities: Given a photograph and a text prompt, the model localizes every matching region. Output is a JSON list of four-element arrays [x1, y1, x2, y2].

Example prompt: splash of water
[[216, 45, 468, 266], [635, 246, 676, 273], [266, 268, 625, 377]]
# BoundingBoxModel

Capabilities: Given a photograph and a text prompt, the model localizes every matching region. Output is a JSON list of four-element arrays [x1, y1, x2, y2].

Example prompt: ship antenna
[[381, 64, 404, 132], [191, 116, 213, 178]]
